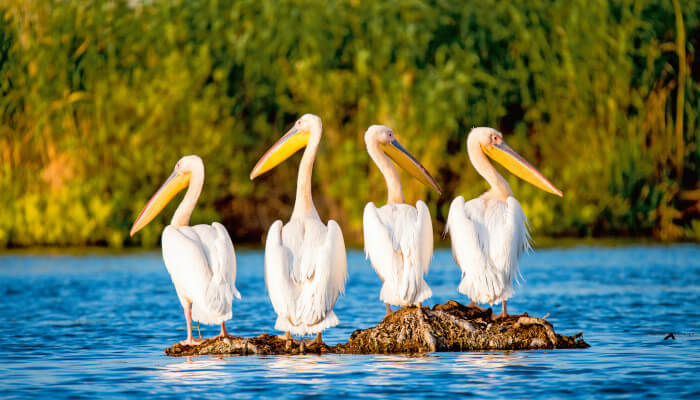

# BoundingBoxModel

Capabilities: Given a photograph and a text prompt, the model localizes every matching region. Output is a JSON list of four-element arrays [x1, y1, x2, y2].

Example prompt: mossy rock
[[337, 300, 589, 353], [165, 300, 589, 356], [165, 333, 333, 356]]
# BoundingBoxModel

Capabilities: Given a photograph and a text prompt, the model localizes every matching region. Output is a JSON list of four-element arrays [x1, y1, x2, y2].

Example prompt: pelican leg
[[467, 300, 486, 311], [311, 332, 322, 345], [179, 302, 205, 346], [277, 331, 293, 341], [385, 303, 393, 316], [493, 301, 509, 320], [215, 322, 229, 339]]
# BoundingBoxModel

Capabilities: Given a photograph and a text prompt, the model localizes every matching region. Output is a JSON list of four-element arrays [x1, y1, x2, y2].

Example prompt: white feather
[[416, 200, 434, 275], [161, 222, 240, 325], [363, 201, 433, 306], [264, 220, 296, 332], [446, 195, 531, 305], [264, 216, 347, 336]]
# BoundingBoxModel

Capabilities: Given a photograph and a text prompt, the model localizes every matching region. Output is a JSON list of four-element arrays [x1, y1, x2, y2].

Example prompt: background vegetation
[[0, 0, 698, 248]]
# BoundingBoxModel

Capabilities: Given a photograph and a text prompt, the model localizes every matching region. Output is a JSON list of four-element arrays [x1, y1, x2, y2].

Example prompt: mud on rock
[[338, 300, 589, 353], [165, 300, 589, 356], [165, 333, 333, 356]]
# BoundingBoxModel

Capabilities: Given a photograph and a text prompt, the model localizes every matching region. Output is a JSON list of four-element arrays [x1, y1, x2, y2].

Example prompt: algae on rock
[[339, 300, 588, 353], [165, 333, 333, 356], [165, 300, 589, 356]]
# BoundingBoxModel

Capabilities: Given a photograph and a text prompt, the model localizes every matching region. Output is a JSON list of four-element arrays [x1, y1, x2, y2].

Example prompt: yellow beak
[[481, 142, 563, 197], [250, 126, 311, 179], [130, 170, 192, 236], [380, 139, 442, 194]]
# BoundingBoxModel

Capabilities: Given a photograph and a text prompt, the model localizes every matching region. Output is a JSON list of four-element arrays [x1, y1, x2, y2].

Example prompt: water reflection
[[449, 351, 528, 372], [158, 356, 233, 385], [266, 354, 346, 374], [264, 355, 349, 386]]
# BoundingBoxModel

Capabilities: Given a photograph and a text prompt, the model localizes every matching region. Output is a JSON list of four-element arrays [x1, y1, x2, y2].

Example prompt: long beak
[[380, 139, 442, 194], [130, 170, 191, 236], [481, 142, 563, 197], [250, 127, 310, 179]]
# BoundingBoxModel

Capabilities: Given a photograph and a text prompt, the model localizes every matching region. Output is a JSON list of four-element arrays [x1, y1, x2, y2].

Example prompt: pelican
[[445, 127, 562, 318], [250, 114, 347, 344], [362, 125, 442, 315], [130, 155, 241, 345]]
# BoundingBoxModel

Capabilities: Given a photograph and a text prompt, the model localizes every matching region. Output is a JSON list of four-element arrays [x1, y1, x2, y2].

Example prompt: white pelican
[[445, 127, 562, 318], [362, 125, 442, 315], [250, 114, 347, 343], [130, 155, 241, 345]]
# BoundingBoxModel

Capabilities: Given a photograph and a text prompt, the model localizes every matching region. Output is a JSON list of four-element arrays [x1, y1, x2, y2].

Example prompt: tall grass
[[0, 0, 698, 247]]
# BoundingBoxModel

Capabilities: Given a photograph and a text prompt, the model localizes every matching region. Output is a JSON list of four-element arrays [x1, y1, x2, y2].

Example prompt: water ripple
[[1, 245, 699, 398]]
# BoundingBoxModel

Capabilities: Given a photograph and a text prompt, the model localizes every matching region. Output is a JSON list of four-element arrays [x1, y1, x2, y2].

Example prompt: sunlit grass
[[0, 0, 697, 248]]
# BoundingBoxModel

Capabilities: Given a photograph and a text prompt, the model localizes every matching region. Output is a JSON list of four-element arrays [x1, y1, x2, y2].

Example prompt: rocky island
[[165, 300, 589, 356]]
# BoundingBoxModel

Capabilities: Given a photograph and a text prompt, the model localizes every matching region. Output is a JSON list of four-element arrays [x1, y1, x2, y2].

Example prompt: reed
[[0, 0, 697, 247]]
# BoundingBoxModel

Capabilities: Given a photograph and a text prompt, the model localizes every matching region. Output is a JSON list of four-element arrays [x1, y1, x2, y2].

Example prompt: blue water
[[1, 245, 699, 399]]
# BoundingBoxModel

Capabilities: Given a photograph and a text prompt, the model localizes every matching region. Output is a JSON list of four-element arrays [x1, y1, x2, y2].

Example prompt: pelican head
[[130, 155, 203, 236], [365, 125, 442, 194], [468, 127, 562, 197], [250, 113, 322, 179]]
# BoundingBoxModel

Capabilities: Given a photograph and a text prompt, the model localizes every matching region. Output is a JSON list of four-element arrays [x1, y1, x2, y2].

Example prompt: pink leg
[[179, 303, 204, 346], [215, 322, 229, 338], [493, 301, 509, 320], [385, 303, 393, 316], [467, 300, 486, 311], [277, 331, 292, 341]]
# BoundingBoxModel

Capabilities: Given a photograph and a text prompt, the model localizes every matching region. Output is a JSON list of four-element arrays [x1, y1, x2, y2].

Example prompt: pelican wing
[[280, 219, 307, 283], [327, 220, 349, 301], [296, 220, 347, 326], [487, 197, 531, 284], [446, 196, 504, 304], [416, 200, 434, 274], [364, 202, 432, 305], [210, 222, 241, 300], [264, 220, 295, 321], [161, 226, 214, 316], [166, 224, 238, 323], [363, 202, 395, 282], [187, 224, 239, 316]]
